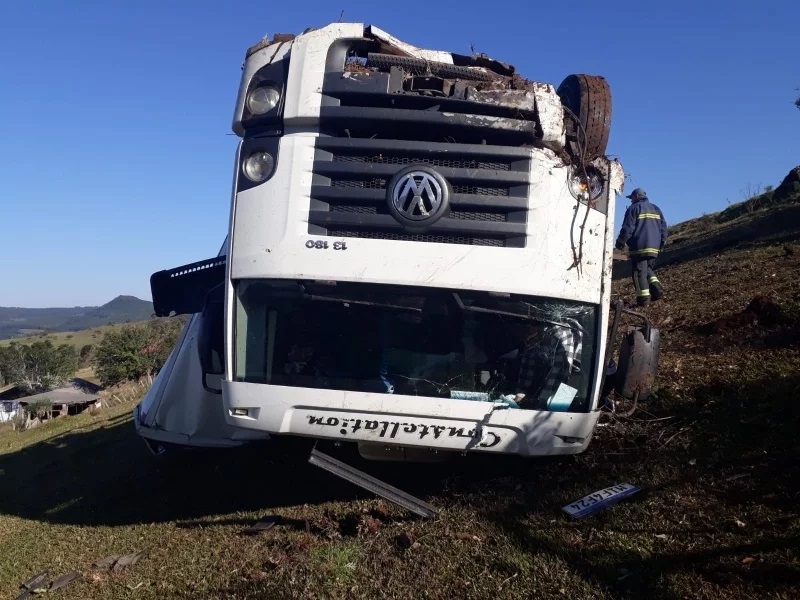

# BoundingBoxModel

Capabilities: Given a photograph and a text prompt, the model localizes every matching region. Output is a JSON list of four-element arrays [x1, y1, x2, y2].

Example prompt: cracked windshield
[[235, 280, 597, 411]]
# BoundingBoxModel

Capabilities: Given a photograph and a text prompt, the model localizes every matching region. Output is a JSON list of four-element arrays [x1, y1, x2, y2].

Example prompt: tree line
[[0, 317, 187, 393]]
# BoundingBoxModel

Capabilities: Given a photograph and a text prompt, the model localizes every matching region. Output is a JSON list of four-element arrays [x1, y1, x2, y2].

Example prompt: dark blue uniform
[[616, 192, 667, 305]]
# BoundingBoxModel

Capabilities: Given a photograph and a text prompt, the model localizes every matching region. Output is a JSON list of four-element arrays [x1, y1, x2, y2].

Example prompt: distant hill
[[0, 296, 154, 340]]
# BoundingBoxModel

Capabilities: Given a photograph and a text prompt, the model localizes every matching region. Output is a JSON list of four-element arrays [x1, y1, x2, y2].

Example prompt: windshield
[[234, 280, 598, 412]]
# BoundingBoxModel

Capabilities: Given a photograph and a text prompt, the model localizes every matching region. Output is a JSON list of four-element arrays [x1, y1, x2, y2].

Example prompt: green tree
[[0, 346, 14, 386], [79, 344, 94, 367], [2, 341, 79, 394], [93, 317, 185, 387]]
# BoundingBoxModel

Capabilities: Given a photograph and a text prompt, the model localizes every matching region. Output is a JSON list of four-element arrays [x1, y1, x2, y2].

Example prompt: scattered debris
[[113, 552, 144, 572], [91, 551, 144, 572], [48, 571, 82, 591], [20, 572, 49, 593], [15, 570, 82, 598], [308, 447, 437, 519], [243, 515, 282, 536], [15, 573, 48, 599], [562, 483, 641, 518], [92, 555, 120, 569]]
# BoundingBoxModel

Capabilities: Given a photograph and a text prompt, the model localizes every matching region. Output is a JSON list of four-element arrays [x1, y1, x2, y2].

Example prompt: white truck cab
[[135, 23, 659, 464]]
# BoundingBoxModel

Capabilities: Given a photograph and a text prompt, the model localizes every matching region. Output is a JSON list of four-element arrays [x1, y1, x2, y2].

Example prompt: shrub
[[26, 397, 53, 419], [79, 344, 94, 367], [93, 317, 185, 387]]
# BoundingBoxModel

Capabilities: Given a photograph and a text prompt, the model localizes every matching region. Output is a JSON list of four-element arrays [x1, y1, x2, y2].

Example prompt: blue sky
[[0, 0, 797, 307]]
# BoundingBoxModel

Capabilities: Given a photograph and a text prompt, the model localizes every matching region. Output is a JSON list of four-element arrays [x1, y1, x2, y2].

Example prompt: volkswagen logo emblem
[[386, 166, 451, 229]]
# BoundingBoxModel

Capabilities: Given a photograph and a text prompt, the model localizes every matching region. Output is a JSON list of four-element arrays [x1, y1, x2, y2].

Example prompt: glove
[[615, 242, 625, 251]]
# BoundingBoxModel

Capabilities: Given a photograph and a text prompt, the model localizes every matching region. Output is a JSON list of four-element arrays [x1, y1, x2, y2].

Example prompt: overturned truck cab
[[136, 23, 660, 461]]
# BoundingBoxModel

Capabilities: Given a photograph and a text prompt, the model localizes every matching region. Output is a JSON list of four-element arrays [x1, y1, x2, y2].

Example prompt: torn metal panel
[[606, 158, 626, 195], [468, 89, 537, 112], [366, 25, 454, 64], [452, 52, 516, 77], [440, 111, 534, 132]]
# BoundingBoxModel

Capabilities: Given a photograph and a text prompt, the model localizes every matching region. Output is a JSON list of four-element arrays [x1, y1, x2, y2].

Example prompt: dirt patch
[[695, 295, 784, 335]]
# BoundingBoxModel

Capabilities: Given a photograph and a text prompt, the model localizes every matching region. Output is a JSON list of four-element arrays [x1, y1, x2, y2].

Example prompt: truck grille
[[307, 61, 537, 248], [309, 138, 531, 248]]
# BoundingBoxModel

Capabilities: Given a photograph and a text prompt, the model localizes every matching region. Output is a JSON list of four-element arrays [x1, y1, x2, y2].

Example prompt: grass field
[[1, 215, 798, 598], [0, 321, 149, 352]]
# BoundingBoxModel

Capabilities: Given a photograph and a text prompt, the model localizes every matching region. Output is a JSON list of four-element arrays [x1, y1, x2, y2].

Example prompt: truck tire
[[556, 74, 612, 162]]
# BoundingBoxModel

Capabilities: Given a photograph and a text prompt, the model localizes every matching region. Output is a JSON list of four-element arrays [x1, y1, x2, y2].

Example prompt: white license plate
[[562, 483, 640, 518]]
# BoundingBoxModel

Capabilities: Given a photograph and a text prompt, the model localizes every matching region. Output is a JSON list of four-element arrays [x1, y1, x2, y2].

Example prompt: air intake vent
[[309, 138, 530, 248]]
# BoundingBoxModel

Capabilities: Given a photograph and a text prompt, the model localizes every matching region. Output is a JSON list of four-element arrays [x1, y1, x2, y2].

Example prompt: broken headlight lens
[[243, 151, 275, 182], [246, 85, 281, 115], [568, 167, 605, 202]]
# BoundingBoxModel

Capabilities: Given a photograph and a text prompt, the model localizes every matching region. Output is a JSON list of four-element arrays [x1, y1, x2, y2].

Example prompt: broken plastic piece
[[92, 555, 120, 568], [48, 571, 82, 591], [112, 552, 143, 572], [20, 572, 49, 591], [243, 515, 282, 535]]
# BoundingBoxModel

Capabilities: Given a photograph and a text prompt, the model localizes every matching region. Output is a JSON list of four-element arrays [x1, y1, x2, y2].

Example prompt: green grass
[[1, 242, 799, 599], [0, 321, 150, 352]]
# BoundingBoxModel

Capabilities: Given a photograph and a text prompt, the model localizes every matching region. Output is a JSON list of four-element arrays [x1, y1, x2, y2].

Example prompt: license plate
[[562, 483, 640, 518]]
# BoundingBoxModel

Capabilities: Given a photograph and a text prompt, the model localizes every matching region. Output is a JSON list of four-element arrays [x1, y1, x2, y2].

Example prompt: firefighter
[[615, 188, 667, 307]]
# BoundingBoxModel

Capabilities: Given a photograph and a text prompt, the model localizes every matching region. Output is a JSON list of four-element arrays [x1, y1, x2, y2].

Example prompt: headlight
[[246, 85, 281, 115], [243, 151, 275, 182], [568, 167, 605, 202]]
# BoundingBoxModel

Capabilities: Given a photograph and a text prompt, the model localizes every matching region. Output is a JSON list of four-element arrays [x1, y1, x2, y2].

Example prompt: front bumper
[[222, 380, 600, 457]]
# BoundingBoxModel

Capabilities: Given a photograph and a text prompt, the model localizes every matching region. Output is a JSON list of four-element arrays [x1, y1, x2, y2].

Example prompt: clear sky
[[1, 0, 797, 307]]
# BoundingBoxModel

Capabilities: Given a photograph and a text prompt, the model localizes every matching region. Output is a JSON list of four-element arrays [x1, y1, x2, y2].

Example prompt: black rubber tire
[[556, 74, 612, 162]]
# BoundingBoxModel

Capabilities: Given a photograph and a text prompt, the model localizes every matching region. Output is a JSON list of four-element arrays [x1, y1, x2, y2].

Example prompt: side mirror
[[615, 326, 661, 401], [197, 284, 225, 395]]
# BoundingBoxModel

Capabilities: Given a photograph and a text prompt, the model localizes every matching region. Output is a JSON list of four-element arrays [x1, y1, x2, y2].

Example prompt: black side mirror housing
[[197, 284, 225, 394], [615, 326, 661, 401]]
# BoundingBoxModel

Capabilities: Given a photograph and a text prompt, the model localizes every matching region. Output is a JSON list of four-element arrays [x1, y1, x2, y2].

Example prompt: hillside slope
[[0, 295, 153, 339], [614, 166, 800, 280], [1, 180, 799, 599]]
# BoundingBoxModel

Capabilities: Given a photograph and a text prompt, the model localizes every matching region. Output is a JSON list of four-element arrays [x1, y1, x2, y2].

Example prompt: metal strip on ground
[[308, 448, 438, 519]]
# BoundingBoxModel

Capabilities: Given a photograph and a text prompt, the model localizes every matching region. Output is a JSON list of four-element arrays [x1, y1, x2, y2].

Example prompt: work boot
[[637, 296, 651, 307], [650, 287, 663, 301], [649, 278, 664, 301]]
